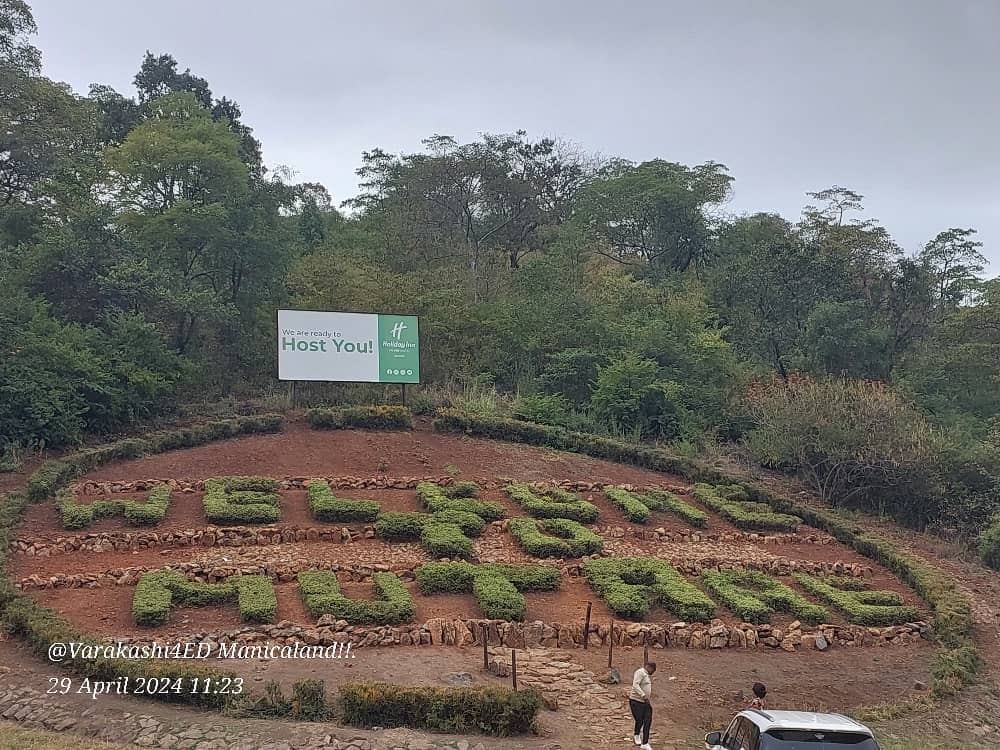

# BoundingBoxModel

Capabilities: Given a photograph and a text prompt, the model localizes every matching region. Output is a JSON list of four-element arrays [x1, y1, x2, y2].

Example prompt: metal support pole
[[401, 383, 406, 406], [583, 601, 593, 650]]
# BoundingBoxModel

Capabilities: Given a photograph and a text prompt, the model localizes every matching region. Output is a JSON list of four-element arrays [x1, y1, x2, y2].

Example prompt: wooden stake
[[583, 601, 593, 650], [643, 631, 649, 665], [608, 619, 614, 668], [511, 649, 518, 690], [481, 623, 489, 670]]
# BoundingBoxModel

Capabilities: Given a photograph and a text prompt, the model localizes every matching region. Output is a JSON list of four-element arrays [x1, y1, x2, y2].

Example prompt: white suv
[[705, 710, 880, 750]]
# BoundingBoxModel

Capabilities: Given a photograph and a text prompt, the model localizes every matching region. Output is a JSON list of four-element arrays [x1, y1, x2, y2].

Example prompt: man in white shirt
[[628, 661, 656, 749]]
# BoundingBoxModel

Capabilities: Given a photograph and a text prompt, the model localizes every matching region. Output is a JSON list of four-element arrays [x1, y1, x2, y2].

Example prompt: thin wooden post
[[608, 619, 614, 668], [401, 383, 407, 406], [511, 649, 517, 690], [481, 623, 489, 670], [583, 601, 593, 650], [643, 631, 649, 665]]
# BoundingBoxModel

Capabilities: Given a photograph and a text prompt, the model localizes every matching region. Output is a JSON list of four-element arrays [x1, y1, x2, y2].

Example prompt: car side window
[[721, 718, 741, 749], [744, 721, 760, 750], [727, 718, 750, 750]]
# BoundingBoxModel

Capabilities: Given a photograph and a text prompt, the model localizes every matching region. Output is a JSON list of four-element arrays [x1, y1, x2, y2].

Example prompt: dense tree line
[[1, 2, 997, 551]]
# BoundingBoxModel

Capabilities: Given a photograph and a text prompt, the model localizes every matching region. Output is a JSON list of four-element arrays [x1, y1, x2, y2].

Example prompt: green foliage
[[24, 415, 283, 502], [701, 569, 827, 624], [415, 562, 560, 620], [505, 482, 599, 523], [979, 515, 1000, 570], [338, 682, 541, 736], [374, 511, 429, 541], [591, 355, 687, 440], [307, 406, 413, 431], [793, 573, 919, 626], [306, 480, 380, 522], [203, 476, 281, 525], [538, 348, 604, 407], [692, 484, 801, 531], [508, 517, 603, 558], [56, 484, 171, 529], [132, 570, 276, 626], [513, 393, 571, 427], [297, 570, 415, 624], [416, 481, 504, 520], [642, 489, 709, 527], [604, 487, 651, 523], [582, 558, 715, 622], [420, 521, 474, 559]]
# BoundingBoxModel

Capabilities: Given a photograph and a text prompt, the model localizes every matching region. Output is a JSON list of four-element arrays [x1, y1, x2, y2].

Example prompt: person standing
[[628, 660, 656, 749]]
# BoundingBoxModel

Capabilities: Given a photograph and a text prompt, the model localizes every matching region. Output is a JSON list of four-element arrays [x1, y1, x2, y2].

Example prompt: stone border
[[17, 556, 874, 591], [110, 614, 929, 653]]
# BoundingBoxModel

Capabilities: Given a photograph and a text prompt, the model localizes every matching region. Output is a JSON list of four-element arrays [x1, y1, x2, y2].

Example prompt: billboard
[[277, 310, 419, 383]]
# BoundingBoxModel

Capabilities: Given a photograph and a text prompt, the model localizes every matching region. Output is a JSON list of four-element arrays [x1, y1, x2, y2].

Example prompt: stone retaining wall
[[16, 556, 871, 590], [110, 615, 929, 654]]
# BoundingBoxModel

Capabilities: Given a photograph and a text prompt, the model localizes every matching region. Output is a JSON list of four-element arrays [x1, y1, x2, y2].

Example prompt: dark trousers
[[629, 698, 652, 744]]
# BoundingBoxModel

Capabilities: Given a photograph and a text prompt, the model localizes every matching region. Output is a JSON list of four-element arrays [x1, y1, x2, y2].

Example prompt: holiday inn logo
[[390, 320, 407, 339]]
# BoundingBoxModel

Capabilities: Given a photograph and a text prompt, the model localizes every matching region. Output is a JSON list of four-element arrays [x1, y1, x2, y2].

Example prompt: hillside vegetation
[[1, 2, 997, 562]]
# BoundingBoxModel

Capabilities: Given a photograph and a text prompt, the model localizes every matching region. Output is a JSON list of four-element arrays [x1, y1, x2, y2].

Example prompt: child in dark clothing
[[746, 682, 767, 709]]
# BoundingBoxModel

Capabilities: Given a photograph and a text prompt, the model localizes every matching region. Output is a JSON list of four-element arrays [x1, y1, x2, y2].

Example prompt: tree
[[574, 159, 732, 276], [0, 0, 39, 73], [918, 228, 986, 309]]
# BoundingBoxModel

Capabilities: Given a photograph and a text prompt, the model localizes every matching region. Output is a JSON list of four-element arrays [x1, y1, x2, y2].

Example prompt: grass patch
[[57, 484, 171, 529], [132, 569, 277, 626], [793, 573, 920, 626], [701, 569, 827, 624], [203, 476, 281, 525], [692, 483, 801, 531], [307, 406, 412, 431], [415, 561, 560, 621], [642, 489, 709, 528]]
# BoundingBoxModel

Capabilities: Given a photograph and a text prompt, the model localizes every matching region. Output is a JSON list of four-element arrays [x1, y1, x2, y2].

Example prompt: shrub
[[701, 569, 827, 624], [793, 574, 919, 626], [24, 415, 284, 502], [591, 355, 688, 440], [427, 509, 487, 536], [307, 406, 412, 431], [509, 518, 603, 558], [582, 558, 715, 622], [374, 511, 429, 541], [338, 682, 541, 736], [132, 570, 277, 626], [743, 376, 936, 519], [980, 515, 1000, 570], [415, 562, 560, 620], [306, 480, 380, 522], [604, 487, 650, 523], [538, 348, 604, 407], [57, 485, 171, 529], [291, 679, 329, 721], [505, 483, 599, 523], [692, 484, 801, 531], [420, 521, 474, 559], [642, 489, 709, 528], [417, 481, 504, 521], [203, 476, 281, 525], [513, 393, 571, 427], [297, 570, 415, 624]]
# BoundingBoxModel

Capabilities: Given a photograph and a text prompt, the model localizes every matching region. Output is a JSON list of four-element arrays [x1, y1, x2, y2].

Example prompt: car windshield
[[760, 730, 879, 750]]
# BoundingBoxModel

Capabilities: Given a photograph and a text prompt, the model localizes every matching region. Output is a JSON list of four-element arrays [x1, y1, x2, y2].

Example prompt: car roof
[[739, 710, 874, 736]]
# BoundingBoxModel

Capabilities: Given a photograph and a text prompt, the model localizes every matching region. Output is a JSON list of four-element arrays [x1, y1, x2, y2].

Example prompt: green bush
[[979, 515, 1000, 570], [642, 489, 709, 528], [793, 574, 919, 626], [427, 509, 487, 536], [604, 487, 651, 523], [509, 517, 603, 558], [417, 481, 504, 521], [297, 570, 415, 624], [513, 393, 571, 427], [505, 482, 599, 523], [374, 511, 428, 541], [307, 406, 412, 431], [701, 569, 827, 624], [132, 569, 277, 626], [582, 558, 715, 622], [338, 682, 541, 736], [203, 476, 282, 525], [420, 521, 474, 559], [25, 415, 283, 502], [57, 484, 171, 529], [692, 484, 801, 531], [306, 480, 380, 522], [415, 562, 560, 621]]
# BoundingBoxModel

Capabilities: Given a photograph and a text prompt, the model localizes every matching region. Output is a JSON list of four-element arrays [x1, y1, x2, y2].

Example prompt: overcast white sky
[[31, 0, 1000, 267]]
